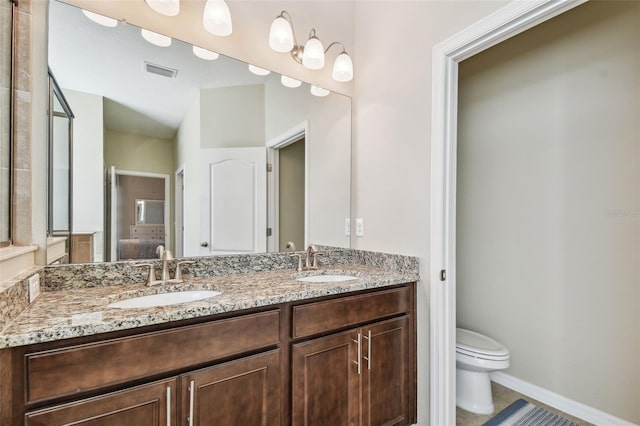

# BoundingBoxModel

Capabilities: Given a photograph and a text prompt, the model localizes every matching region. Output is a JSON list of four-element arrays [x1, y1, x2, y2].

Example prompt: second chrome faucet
[[135, 245, 195, 286], [290, 244, 324, 272]]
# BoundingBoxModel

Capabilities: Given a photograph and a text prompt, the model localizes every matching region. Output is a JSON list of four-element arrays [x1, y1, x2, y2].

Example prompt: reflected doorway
[[278, 138, 305, 251]]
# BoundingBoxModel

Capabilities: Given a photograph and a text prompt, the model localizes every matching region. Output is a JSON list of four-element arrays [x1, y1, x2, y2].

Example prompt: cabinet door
[[292, 329, 360, 426], [181, 349, 280, 426], [361, 316, 410, 426], [25, 378, 176, 426]]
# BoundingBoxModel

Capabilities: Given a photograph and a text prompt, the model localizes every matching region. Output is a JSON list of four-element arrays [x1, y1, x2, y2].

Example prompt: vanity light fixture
[[310, 85, 330, 97], [203, 0, 233, 37], [144, 0, 180, 17], [81, 10, 118, 27], [248, 64, 271, 76], [268, 11, 354, 82], [141, 29, 172, 47], [281, 75, 301, 88], [193, 45, 219, 60]]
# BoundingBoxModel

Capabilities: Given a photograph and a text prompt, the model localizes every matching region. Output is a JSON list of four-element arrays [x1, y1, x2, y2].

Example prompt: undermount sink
[[297, 275, 357, 283], [107, 290, 222, 309]]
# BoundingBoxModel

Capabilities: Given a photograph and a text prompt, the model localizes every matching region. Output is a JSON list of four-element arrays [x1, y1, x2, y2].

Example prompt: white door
[[109, 166, 117, 261], [200, 148, 267, 255]]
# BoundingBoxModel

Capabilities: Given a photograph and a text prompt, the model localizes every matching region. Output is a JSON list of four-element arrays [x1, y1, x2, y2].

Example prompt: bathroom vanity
[[0, 260, 417, 426]]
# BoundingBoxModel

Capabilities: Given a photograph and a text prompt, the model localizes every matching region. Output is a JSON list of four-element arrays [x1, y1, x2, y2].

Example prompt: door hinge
[[440, 269, 446, 281], [267, 163, 273, 172], [266, 227, 272, 237]]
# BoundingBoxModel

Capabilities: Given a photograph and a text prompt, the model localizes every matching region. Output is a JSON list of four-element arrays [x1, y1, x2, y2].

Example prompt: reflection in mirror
[[48, 72, 74, 260], [47, 0, 351, 263], [0, 0, 13, 246], [136, 200, 165, 225]]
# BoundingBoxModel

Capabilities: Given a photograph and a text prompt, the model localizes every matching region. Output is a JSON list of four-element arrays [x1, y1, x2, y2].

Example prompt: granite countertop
[[0, 264, 418, 349]]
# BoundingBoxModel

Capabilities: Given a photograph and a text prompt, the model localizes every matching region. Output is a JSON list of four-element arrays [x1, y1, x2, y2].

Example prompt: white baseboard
[[490, 372, 637, 426]]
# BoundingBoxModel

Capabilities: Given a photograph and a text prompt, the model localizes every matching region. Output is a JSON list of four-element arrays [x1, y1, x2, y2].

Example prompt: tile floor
[[456, 382, 594, 426]]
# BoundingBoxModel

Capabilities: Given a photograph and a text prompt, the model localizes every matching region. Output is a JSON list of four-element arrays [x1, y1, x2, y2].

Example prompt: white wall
[[175, 92, 201, 257], [265, 77, 351, 248], [352, 1, 507, 424], [200, 85, 265, 149], [63, 89, 105, 262], [456, 2, 640, 422]]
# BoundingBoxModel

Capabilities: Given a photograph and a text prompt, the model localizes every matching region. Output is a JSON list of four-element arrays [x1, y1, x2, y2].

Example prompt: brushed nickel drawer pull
[[166, 386, 171, 426], [188, 380, 195, 426], [363, 330, 372, 370], [352, 333, 361, 375]]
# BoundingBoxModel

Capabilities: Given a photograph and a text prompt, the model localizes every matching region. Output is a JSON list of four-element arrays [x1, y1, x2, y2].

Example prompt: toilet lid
[[456, 328, 509, 358]]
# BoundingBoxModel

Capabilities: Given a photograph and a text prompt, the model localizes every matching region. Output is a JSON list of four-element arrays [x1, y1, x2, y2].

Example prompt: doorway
[[429, 0, 587, 424], [108, 168, 170, 261]]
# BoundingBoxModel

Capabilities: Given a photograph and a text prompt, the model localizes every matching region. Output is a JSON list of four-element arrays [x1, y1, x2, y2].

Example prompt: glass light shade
[[144, 0, 179, 16], [82, 10, 118, 27], [141, 29, 172, 47], [281, 75, 301, 88], [193, 46, 219, 60], [203, 0, 232, 37], [310, 85, 330, 97], [269, 16, 294, 53], [332, 52, 353, 82], [302, 36, 325, 70], [248, 64, 271, 76]]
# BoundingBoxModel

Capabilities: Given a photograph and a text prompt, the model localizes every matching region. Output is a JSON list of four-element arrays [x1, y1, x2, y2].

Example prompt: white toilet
[[456, 328, 510, 415]]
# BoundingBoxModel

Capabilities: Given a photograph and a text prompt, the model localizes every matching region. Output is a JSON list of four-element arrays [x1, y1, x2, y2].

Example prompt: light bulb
[[144, 0, 179, 17], [269, 15, 294, 53], [141, 29, 172, 47], [248, 65, 271, 76], [193, 46, 220, 60], [310, 85, 330, 97], [332, 52, 353, 82], [203, 0, 233, 37], [281, 75, 301, 88], [302, 36, 325, 70], [82, 10, 117, 27]]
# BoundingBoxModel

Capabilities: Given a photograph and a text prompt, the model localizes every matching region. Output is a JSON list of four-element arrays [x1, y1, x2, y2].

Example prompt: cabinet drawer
[[26, 310, 280, 405], [292, 286, 411, 339]]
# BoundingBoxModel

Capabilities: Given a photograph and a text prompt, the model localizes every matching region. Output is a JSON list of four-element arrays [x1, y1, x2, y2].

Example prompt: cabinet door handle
[[166, 386, 171, 426], [362, 330, 372, 370], [188, 380, 195, 426], [352, 333, 361, 375]]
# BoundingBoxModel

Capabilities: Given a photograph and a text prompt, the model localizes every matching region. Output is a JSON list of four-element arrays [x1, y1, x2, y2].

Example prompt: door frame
[[175, 164, 185, 257], [428, 0, 587, 424], [109, 168, 171, 261], [266, 121, 310, 253]]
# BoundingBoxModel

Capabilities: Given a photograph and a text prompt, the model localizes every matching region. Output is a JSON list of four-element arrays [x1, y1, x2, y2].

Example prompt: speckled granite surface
[[0, 263, 419, 348], [0, 267, 43, 332], [43, 248, 357, 291]]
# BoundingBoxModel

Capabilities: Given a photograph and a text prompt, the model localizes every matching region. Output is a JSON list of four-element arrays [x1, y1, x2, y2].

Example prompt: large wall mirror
[[0, 0, 14, 247], [47, 0, 351, 263]]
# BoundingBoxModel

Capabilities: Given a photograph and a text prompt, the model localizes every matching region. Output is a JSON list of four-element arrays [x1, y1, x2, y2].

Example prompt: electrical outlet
[[355, 218, 364, 237], [345, 218, 351, 236], [28, 274, 40, 303]]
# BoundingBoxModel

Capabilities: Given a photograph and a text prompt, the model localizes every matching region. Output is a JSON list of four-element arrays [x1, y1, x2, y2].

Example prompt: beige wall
[[278, 139, 305, 252], [456, 2, 640, 423]]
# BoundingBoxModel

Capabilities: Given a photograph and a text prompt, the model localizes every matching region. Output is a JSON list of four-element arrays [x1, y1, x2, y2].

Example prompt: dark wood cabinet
[[292, 316, 411, 426], [181, 350, 281, 426], [2, 283, 415, 426], [292, 329, 361, 426], [25, 378, 177, 426]]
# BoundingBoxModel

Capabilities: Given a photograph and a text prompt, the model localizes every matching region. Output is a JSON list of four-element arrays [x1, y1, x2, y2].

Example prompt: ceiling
[[48, 0, 272, 140]]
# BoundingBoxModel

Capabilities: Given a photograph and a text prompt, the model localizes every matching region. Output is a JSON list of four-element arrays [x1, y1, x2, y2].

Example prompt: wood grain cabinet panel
[[181, 350, 281, 426], [26, 310, 280, 405], [292, 286, 410, 339], [291, 330, 361, 426], [25, 378, 176, 426]]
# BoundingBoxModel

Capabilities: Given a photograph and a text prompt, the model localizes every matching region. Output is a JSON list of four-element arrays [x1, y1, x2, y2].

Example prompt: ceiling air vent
[[144, 61, 178, 79]]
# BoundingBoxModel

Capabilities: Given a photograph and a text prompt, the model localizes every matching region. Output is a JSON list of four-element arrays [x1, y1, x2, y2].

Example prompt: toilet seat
[[456, 328, 509, 360]]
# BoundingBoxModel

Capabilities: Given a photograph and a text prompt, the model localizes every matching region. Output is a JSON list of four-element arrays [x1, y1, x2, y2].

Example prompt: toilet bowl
[[456, 328, 510, 415]]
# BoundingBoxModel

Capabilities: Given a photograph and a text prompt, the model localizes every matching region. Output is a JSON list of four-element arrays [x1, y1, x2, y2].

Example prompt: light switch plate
[[345, 218, 351, 236], [28, 274, 40, 303], [355, 218, 364, 237]]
